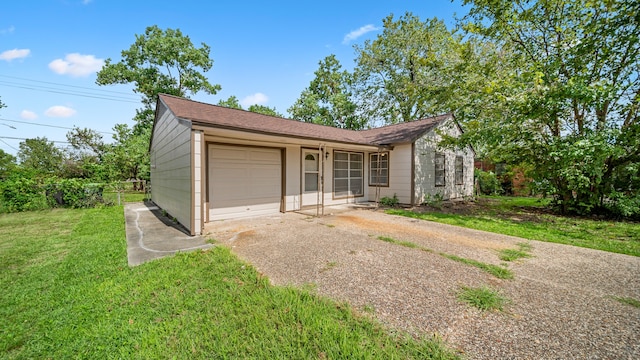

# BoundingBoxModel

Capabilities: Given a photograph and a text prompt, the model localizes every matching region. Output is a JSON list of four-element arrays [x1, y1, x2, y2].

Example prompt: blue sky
[[0, 0, 468, 156]]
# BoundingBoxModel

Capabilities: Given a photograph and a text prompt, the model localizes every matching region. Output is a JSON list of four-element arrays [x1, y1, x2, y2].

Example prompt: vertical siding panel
[[192, 131, 203, 235], [150, 102, 193, 234]]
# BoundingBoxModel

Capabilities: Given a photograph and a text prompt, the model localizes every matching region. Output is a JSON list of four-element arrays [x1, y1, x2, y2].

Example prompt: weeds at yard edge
[[499, 242, 534, 262], [457, 285, 510, 312], [609, 296, 640, 308], [376, 236, 514, 280]]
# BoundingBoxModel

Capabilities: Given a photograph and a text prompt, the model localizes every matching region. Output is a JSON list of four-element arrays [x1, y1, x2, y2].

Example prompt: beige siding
[[414, 120, 474, 202], [193, 131, 203, 234], [285, 145, 301, 211], [150, 103, 193, 234], [367, 144, 412, 204]]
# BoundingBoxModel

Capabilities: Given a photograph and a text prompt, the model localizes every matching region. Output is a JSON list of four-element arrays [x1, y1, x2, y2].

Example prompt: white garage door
[[209, 144, 282, 221]]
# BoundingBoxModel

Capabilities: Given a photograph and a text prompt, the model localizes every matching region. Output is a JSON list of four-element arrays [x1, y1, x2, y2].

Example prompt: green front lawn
[[0, 207, 456, 359], [387, 196, 639, 257], [102, 191, 147, 204]]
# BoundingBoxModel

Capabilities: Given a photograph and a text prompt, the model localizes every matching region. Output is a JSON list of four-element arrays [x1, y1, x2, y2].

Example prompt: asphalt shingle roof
[[158, 94, 452, 146]]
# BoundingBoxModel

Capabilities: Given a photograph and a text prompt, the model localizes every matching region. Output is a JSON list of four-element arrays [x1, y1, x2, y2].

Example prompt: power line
[[0, 136, 70, 144], [0, 138, 18, 151], [0, 82, 141, 103], [0, 74, 142, 104], [0, 117, 115, 135], [0, 74, 139, 97]]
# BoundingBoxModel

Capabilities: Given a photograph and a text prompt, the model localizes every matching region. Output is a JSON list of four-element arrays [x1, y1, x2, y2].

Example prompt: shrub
[[44, 178, 105, 208], [379, 193, 399, 207], [422, 193, 444, 208], [603, 192, 640, 220], [0, 176, 48, 212], [475, 169, 503, 195]]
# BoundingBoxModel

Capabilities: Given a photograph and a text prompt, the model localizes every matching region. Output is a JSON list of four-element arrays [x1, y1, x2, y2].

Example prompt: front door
[[302, 150, 320, 206]]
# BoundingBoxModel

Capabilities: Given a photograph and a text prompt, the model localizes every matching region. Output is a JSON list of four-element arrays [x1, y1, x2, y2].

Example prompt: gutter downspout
[[317, 144, 326, 217], [321, 144, 325, 216], [375, 148, 382, 208]]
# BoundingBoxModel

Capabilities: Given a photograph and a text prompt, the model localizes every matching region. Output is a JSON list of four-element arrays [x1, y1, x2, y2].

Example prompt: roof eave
[[191, 120, 378, 148]]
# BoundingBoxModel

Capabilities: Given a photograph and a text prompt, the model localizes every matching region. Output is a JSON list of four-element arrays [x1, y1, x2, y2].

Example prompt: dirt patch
[[333, 212, 510, 251], [230, 230, 257, 246]]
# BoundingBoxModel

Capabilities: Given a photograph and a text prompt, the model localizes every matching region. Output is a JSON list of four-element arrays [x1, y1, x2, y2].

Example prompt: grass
[[378, 235, 422, 249], [377, 236, 513, 280], [0, 207, 458, 359], [610, 296, 640, 308], [457, 286, 510, 311], [387, 196, 640, 257], [499, 242, 533, 262], [440, 253, 514, 280], [102, 191, 147, 204]]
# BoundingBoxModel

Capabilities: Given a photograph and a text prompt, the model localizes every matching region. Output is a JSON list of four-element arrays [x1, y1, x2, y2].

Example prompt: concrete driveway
[[124, 202, 212, 266], [204, 207, 640, 360]]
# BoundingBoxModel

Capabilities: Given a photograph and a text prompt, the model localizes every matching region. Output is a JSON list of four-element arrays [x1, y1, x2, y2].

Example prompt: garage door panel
[[250, 150, 281, 163], [209, 145, 282, 221], [214, 147, 250, 161]]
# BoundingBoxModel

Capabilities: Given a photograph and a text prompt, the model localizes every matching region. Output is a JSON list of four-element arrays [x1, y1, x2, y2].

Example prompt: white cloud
[[20, 110, 38, 120], [45, 105, 76, 118], [0, 26, 15, 35], [342, 24, 379, 44], [48, 53, 104, 77], [241, 93, 268, 107], [0, 48, 30, 61], [82, 0, 93, 4]]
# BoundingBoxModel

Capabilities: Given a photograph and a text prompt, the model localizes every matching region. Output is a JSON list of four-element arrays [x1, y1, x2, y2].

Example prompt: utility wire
[[0, 136, 70, 144], [0, 74, 139, 97], [0, 74, 142, 104], [0, 138, 18, 151], [0, 82, 141, 103], [0, 117, 115, 135]]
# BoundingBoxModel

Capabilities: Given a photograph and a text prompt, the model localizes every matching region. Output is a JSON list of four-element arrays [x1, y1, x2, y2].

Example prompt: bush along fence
[[0, 178, 148, 213]]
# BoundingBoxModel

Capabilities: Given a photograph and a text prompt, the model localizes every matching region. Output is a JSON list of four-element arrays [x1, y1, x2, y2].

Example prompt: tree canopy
[[353, 13, 462, 125], [247, 104, 283, 117], [218, 96, 283, 117], [0, 149, 16, 180], [17, 137, 64, 176], [289, 55, 363, 129], [96, 25, 221, 133], [460, 0, 640, 215], [217, 96, 242, 110]]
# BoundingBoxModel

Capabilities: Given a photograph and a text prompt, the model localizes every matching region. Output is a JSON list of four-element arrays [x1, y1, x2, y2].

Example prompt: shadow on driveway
[[124, 201, 212, 266]]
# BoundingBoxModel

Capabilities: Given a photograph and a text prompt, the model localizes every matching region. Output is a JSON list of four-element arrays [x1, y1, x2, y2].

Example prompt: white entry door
[[301, 150, 320, 206]]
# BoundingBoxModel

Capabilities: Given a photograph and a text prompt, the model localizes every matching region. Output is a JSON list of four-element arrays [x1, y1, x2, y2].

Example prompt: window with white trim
[[369, 152, 389, 186], [435, 153, 445, 187], [455, 156, 464, 185], [334, 151, 363, 197]]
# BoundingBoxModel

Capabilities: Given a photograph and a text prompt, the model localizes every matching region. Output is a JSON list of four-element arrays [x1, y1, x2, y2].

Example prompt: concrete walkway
[[124, 202, 213, 266]]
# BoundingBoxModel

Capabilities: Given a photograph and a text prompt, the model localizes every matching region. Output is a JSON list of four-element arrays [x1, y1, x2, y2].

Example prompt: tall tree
[[462, 0, 640, 215], [17, 137, 64, 176], [247, 104, 283, 117], [66, 127, 107, 159], [217, 96, 242, 110], [63, 127, 110, 180], [353, 13, 461, 125], [0, 149, 16, 180], [289, 55, 363, 129], [96, 25, 221, 133], [102, 124, 150, 185]]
